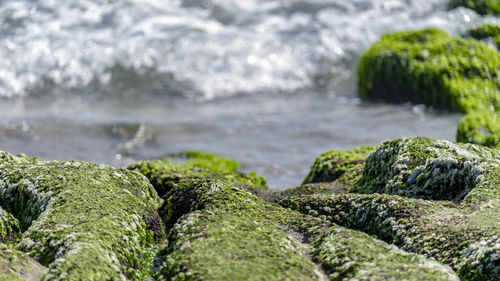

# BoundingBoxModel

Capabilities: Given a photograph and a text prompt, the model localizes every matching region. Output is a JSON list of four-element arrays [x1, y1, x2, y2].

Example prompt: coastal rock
[[358, 28, 500, 113], [156, 178, 458, 280], [302, 145, 377, 186], [0, 243, 47, 281], [448, 0, 500, 16], [457, 111, 500, 148], [281, 137, 500, 280], [128, 151, 267, 196], [0, 152, 163, 280], [469, 23, 500, 49]]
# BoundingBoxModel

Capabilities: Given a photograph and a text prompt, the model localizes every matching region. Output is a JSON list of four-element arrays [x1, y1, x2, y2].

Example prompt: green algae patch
[[157, 178, 458, 281], [315, 226, 459, 281], [469, 23, 500, 49], [0, 243, 47, 281], [282, 137, 500, 280], [0, 152, 163, 280], [448, 0, 500, 16], [158, 179, 325, 281], [358, 28, 500, 113], [303, 145, 376, 186], [457, 110, 500, 148], [129, 151, 267, 196], [0, 208, 20, 244]]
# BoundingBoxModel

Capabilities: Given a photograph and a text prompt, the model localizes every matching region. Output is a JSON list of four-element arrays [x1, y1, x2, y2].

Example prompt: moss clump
[[457, 111, 500, 148], [469, 23, 500, 49], [0, 243, 47, 281], [0, 151, 163, 280], [448, 0, 500, 16], [302, 146, 376, 186], [282, 137, 500, 280], [0, 208, 20, 244], [128, 151, 267, 196], [157, 178, 458, 281], [358, 28, 500, 113]]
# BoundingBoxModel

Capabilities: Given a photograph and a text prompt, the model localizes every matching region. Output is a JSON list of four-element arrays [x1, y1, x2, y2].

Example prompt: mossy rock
[[457, 110, 500, 148], [156, 178, 458, 281], [358, 28, 500, 113], [302, 145, 377, 186], [448, 0, 500, 16], [0, 208, 20, 244], [0, 151, 163, 280], [128, 151, 267, 196], [282, 137, 500, 280], [469, 23, 500, 49], [0, 243, 47, 281]]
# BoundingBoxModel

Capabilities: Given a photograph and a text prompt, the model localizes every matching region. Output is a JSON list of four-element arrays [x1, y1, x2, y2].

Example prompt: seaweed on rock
[[358, 28, 500, 113], [457, 110, 500, 148], [448, 0, 500, 16], [128, 151, 267, 196], [281, 137, 500, 280], [156, 178, 458, 280], [0, 151, 163, 280]]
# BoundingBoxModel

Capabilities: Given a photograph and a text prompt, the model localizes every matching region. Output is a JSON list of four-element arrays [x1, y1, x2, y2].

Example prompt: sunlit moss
[[448, 0, 500, 16], [358, 28, 500, 113], [457, 111, 500, 148]]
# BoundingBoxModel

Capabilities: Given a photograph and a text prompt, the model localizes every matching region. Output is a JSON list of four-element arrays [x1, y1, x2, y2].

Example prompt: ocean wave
[[0, 0, 482, 99]]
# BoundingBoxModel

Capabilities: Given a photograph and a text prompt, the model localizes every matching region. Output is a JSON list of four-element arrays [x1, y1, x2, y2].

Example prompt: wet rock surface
[[0, 136, 497, 280]]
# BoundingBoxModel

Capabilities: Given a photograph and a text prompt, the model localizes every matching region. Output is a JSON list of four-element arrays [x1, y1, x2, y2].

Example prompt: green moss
[[0, 152, 163, 280], [128, 151, 267, 196], [157, 178, 458, 281], [457, 110, 500, 148], [358, 28, 500, 112], [282, 137, 500, 280], [0, 243, 47, 281], [469, 23, 500, 49], [302, 146, 376, 186], [0, 208, 20, 244], [448, 0, 500, 16]]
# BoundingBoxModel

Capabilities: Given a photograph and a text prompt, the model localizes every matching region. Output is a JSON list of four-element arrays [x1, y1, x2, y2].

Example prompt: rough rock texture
[[128, 151, 267, 196], [156, 178, 458, 281], [457, 111, 500, 148], [281, 137, 500, 280], [0, 243, 47, 281], [448, 0, 500, 16], [358, 28, 500, 113], [0, 151, 163, 280], [303, 146, 376, 186]]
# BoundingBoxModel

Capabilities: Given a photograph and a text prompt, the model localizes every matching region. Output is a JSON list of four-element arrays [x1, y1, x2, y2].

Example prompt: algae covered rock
[[358, 28, 500, 113], [282, 137, 500, 280], [128, 151, 267, 196], [0, 151, 163, 280], [0, 243, 47, 281], [457, 110, 500, 148], [303, 145, 376, 186], [469, 23, 500, 49], [156, 178, 458, 281], [448, 0, 500, 16]]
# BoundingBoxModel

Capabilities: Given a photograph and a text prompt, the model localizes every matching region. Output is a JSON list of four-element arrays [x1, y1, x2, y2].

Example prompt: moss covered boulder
[[0, 151, 163, 280], [303, 145, 377, 187], [281, 137, 500, 280], [0, 243, 47, 281], [448, 0, 500, 16], [469, 23, 500, 49], [358, 28, 500, 113], [156, 178, 458, 280], [128, 151, 267, 196], [457, 110, 500, 148]]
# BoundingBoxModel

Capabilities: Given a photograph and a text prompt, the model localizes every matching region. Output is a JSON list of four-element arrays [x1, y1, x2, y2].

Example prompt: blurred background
[[0, 0, 496, 188]]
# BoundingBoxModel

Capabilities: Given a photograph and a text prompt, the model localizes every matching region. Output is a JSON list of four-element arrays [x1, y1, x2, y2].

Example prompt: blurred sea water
[[0, 0, 494, 187]]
